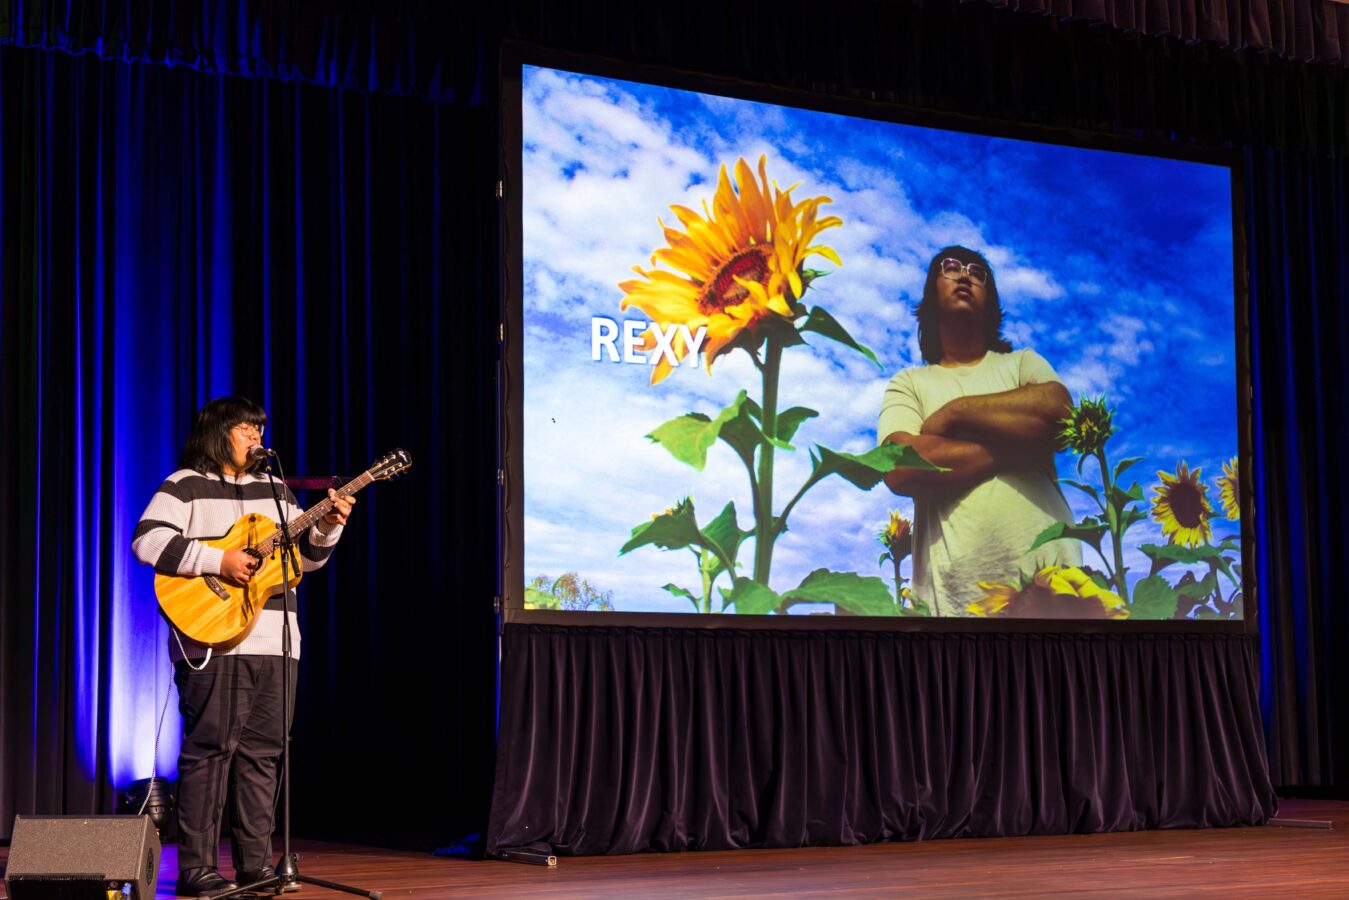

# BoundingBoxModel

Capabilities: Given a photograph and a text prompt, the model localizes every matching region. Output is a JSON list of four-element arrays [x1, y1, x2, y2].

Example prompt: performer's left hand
[[321, 488, 356, 533]]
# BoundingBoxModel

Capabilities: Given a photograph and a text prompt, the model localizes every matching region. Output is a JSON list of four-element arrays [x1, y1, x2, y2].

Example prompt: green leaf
[[1129, 575, 1179, 620], [1108, 480, 1145, 510], [1175, 571, 1219, 599], [1141, 542, 1237, 579], [661, 583, 701, 612], [1060, 479, 1103, 506], [717, 400, 813, 461], [1028, 519, 1109, 554], [798, 306, 881, 368], [720, 577, 782, 615], [647, 390, 749, 471], [524, 586, 561, 610], [1112, 456, 1144, 484], [1119, 505, 1149, 531], [878, 551, 892, 568], [619, 506, 705, 556], [717, 405, 768, 466], [700, 502, 745, 572], [1140, 542, 1232, 565], [621, 502, 743, 575], [774, 406, 819, 444], [799, 268, 830, 291], [809, 444, 942, 492], [900, 595, 933, 617], [782, 568, 899, 616]]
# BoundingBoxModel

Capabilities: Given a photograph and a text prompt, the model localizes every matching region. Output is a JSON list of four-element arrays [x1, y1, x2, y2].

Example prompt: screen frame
[[499, 41, 1256, 635]]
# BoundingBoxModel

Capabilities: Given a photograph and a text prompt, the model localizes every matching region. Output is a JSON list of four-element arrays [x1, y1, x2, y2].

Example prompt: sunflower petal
[[807, 244, 843, 267]]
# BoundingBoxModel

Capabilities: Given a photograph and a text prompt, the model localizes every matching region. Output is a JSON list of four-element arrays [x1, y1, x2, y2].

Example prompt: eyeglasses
[[938, 258, 990, 286], [231, 423, 264, 439]]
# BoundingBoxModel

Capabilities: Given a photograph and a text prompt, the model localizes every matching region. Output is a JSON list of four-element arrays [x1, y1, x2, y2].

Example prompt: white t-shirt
[[877, 349, 1081, 616]]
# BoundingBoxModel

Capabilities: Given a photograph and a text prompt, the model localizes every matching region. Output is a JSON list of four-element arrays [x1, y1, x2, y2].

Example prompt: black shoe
[[235, 864, 277, 887], [176, 867, 240, 897]]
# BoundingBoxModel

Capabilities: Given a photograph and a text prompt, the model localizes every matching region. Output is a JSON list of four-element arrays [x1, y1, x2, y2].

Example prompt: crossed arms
[[882, 382, 1072, 500]]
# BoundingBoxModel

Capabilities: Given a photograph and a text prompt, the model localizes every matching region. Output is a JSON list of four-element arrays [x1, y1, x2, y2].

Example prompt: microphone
[[248, 445, 277, 461]]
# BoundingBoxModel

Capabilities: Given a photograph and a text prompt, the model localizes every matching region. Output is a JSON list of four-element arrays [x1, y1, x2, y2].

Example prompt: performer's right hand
[[221, 549, 259, 584]]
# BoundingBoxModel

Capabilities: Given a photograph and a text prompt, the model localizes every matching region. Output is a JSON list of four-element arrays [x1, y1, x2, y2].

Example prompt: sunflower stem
[[753, 336, 783, 589], [1096, 447, 1130, 603], [891, 555, 904, 608], [700, 548, 714, 615]]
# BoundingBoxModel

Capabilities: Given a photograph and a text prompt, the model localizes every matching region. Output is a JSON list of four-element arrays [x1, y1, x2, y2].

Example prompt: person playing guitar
[[131, 396, 355, 898]]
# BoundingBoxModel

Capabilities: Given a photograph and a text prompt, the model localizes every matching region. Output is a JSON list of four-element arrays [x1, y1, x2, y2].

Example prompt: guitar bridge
[[203, 575, 230, 601]]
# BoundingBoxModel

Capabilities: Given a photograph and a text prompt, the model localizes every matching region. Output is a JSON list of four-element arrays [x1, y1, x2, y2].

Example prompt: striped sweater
[[132, 468, 343, 660]]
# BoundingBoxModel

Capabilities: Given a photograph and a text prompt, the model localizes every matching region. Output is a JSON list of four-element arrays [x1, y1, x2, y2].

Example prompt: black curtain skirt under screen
[[487, 625, 1276, 855]]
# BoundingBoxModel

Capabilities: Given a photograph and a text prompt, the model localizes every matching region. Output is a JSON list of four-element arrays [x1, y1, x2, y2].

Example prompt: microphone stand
[[212, 451, 381, 900]]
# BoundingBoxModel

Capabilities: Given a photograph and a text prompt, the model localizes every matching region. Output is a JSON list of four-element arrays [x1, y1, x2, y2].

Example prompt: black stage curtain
[[987, 0, 1349, 65], [5, 0, 1349, 76], [488, 627, 1275, 853], [0, 0, 488, 101], [1246, 148, 1349, 788], [0, 43, 500, 839]]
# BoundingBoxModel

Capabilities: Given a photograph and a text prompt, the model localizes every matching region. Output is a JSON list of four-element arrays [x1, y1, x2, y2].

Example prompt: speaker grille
[[4, 816, 160, 899]]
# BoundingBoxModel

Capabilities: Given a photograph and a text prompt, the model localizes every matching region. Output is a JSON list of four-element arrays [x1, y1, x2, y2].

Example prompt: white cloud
[[1054, 313, 1156, 398], [997, 265, 1066, 303], [1100, 315, 1153, 363], [1059, 356, 1116, 398]]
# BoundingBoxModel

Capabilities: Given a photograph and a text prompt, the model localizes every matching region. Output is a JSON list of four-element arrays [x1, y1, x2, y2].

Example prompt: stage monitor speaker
[[4, 815, 160, 900]]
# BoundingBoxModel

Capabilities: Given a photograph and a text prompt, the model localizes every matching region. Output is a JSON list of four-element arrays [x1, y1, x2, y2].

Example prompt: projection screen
[[501, 53, 1252, 628]]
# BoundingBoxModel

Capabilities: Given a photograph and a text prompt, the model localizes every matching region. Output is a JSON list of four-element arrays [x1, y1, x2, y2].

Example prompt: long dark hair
[[178, 396, 268, 476], [915, 245, 1013, 364]]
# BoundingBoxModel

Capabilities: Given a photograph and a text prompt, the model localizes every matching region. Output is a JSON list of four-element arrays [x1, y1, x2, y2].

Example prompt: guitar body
[[155, 513, 303, 648]]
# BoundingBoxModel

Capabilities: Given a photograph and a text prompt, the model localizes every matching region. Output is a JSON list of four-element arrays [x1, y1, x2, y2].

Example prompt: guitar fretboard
[[253, 470, 374, 555]]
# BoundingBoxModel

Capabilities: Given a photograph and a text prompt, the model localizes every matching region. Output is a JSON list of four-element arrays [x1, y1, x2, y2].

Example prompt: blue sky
[[519, 64, 1241, 614]]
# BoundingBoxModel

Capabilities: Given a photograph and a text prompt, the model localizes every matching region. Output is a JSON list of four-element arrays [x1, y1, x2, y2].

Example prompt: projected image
[[518, 64, 1243, 619]]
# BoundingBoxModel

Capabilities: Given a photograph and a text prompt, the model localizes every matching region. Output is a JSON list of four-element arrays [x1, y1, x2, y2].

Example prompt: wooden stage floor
[[2, 799, 1346, 898]]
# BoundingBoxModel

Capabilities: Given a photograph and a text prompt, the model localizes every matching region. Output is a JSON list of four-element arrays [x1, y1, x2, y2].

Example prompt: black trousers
[[174, 655, 297, 873]]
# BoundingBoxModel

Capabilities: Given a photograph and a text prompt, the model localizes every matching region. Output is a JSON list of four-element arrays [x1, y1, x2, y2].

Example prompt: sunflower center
[[1169, 481, 1204, 528], [702, 247, 772, 312]]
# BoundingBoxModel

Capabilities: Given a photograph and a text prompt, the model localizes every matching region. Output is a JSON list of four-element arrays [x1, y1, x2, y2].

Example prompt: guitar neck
[[255, 471, 374, 554]]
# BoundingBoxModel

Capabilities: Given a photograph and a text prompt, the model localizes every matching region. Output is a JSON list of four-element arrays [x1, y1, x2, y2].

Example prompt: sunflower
[[1151, 462, 1213, 547], [1056, 395, 1115, 460], [1216, 457, 1240, 521], [618, 155, 842, 384], [877, 511, 913, 562], [969, 566, 1128, 619], [654, 496, 694, 519]]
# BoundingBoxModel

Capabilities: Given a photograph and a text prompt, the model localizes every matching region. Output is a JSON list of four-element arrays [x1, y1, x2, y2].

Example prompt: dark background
[[3, 0, 1348, 845]]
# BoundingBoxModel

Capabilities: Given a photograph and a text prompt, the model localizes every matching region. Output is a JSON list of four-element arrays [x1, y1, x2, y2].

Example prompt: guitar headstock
[[369, 448, 413, 481]]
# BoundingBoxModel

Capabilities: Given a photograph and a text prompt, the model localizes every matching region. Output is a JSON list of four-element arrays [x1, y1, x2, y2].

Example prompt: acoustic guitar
[[155, 449, 412, 647]]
